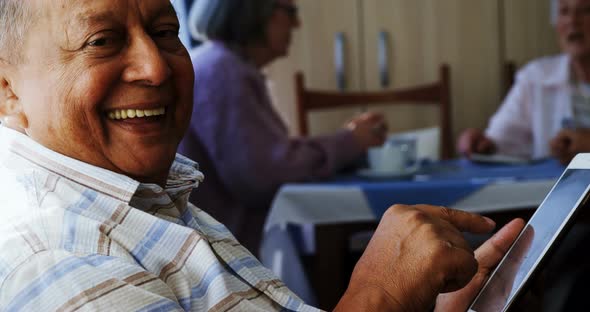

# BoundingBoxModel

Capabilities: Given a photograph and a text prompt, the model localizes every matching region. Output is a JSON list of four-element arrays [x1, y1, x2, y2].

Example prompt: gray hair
[[188, 0, 275, 45], [0, 0, 34, 64]]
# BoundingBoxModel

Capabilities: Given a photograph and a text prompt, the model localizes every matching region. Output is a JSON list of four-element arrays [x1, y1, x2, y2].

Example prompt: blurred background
[[175, 0, 558, 154]]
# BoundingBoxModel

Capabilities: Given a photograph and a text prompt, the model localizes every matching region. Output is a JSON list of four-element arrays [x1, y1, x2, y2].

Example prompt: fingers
[[554, 129, 590, 158], [474, 218, 525, 270], [457, 129, 491, 157], [369, 204, 498, 310], [413, 204, 496, 234], [361, 112, 388, 137], [360, 111, 385, 122], [551, 131, 575, 164], [440, 225, 473, 253], [441, 246, 479, 293], [433, 219, 526, 312], [390, 204, 492, 293], [475, 138, 495, 154], [468, 219, 527, 299], [347, 112, 389, 148], [457, 129, 478, 156], [551, 131, 570, 152], [371, 122, 388, 142]]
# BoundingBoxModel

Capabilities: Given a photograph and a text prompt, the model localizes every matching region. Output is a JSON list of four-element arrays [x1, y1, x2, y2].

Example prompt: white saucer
[[356, 168, 418, 179]]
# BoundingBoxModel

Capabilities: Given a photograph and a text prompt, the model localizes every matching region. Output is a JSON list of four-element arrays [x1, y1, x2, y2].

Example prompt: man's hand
[[435, 218, 526, 311], [334, 204, 499, 312], [457, 128, 496, 157], [345, 112, 387, 150], [550, 128, 590, 165]]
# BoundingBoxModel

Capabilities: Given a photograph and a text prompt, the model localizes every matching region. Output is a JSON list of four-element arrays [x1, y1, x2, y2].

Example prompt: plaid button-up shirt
[[0, 126, 320, 312]]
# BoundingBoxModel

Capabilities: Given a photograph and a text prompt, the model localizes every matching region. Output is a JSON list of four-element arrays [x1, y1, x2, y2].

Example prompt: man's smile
[[106, 107, 166, 120]]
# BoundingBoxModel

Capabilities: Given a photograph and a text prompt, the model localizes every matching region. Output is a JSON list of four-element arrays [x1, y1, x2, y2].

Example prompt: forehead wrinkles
[[61, 0, 177, 33], [41, 1, 127, 49], [67, 3, 127, 32], [32, 0, 177, 50]]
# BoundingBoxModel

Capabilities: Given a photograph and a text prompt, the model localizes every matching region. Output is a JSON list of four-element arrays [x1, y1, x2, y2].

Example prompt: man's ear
[[0, 68, 28, 133]]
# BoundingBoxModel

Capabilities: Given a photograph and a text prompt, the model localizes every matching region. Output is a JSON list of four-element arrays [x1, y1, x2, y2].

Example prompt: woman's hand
[[345, 112, 388, 150]]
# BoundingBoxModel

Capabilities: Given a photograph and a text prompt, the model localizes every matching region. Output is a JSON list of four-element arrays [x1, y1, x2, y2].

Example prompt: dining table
[[259, 158, 565, 309]]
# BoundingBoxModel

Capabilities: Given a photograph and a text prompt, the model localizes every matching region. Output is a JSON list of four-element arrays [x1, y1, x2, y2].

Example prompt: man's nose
[[123, 34, 172, 86]]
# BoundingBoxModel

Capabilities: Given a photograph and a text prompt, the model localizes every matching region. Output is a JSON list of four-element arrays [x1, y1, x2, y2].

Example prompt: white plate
[[470, 153, 535, 165], [356, 168, 418, 179]]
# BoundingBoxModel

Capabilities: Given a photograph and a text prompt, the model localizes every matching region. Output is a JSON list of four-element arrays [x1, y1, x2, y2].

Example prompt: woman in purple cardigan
[[179, 0, 387, 253]]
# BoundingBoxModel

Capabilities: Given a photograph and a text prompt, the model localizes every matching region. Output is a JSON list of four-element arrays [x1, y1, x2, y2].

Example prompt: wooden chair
[[310, 221, 378, 310], [295, 64, 453, 159]]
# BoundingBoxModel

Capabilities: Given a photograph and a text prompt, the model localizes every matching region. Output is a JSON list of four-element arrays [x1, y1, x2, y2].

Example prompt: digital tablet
[[468, 154, 590, 312]]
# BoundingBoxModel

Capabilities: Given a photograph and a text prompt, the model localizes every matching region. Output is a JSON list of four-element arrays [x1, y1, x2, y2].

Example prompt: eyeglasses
[[274, 2, 299, 19]]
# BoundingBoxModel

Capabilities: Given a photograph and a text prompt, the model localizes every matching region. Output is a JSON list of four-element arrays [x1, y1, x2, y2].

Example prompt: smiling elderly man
[[0, 0, 523, 311]]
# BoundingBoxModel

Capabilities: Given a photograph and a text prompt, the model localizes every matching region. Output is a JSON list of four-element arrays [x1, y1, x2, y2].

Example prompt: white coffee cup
[[367, 138, 418, 174]]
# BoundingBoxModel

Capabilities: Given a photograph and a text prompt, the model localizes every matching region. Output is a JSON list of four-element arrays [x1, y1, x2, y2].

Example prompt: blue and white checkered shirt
[[0, 126, 320, 312]]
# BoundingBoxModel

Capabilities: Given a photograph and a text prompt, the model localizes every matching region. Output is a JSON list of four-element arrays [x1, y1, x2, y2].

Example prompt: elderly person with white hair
[[458, 0, 590, 164], [178, 0, 388, 253], [0, 0, 528, 311], [459, 1, 590, 310]]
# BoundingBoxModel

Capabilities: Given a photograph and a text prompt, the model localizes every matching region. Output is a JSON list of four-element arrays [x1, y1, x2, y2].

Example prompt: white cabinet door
[[267, 0, 364, 135], [267, 0, 558, 138], [502, 0, 560, 67], [363, 0, 503, 141]]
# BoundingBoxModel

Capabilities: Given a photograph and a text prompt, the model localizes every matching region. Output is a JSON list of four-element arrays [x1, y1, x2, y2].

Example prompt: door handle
[[335, 32, 347, 91], [378, 30, 390, 88]]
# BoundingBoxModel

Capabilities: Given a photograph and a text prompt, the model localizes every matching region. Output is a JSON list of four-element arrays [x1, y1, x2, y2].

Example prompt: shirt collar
[[0, 125, 204, 204], [539, 53, 571, 86]]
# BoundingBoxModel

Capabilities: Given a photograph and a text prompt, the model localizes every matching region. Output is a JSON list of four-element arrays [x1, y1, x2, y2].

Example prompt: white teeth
[[106, 107, 166, 120]]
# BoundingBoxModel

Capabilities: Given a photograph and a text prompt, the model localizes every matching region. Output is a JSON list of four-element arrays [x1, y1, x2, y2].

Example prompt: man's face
[[265, 0, 300, 59], [557, 0, 590, 59], [11, 0, 194, 184]]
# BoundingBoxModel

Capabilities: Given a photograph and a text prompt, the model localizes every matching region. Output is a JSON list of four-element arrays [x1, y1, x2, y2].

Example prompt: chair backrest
[[295, 64, 453, 159]]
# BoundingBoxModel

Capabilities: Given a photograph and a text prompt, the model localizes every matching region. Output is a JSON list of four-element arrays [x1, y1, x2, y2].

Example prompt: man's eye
[[153, 28, 179, 38], [152, 26, 183, 51], [88, 38, 109, 47], [84, 32, 125, 57], [86, 32, 124, 48]]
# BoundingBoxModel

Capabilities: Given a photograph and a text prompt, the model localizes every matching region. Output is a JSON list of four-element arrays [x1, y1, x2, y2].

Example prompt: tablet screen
[[470, 169, 590, 312]]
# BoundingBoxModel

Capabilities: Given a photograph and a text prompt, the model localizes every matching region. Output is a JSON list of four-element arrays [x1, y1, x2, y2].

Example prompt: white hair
[[0, 0, 34, 64], [187, 0, 275, 45]]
